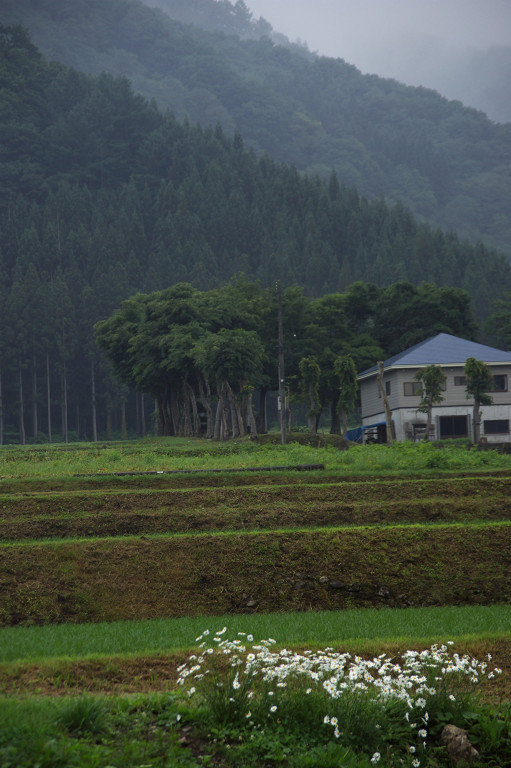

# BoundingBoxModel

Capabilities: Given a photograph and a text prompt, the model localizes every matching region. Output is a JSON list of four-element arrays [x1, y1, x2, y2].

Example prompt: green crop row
[[0, 604, 510, 664]]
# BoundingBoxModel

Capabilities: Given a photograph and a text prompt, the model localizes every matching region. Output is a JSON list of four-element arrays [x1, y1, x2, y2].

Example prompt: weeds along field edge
[[1, 437, 511, 480]]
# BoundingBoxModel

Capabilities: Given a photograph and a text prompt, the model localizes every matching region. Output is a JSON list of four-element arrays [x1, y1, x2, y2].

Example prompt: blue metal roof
[[359, 333, 511, 378]]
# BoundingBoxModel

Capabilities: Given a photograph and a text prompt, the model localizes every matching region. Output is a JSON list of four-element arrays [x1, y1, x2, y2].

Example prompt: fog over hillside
[[245, 0, 511, 123]]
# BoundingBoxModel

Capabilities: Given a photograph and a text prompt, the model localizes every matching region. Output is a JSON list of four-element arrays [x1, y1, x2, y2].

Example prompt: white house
[[357, 333, 511, 443]]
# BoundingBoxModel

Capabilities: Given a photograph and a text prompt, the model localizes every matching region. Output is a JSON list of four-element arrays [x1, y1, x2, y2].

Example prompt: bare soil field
[[2, 470, 510, 626]]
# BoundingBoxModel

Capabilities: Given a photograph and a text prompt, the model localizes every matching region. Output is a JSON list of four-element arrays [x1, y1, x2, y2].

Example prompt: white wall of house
[[359, 364, 511, 442]]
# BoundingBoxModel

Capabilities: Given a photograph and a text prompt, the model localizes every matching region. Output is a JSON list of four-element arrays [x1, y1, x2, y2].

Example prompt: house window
[[454, 376, 466, 386], [439, 415, 469, 439], [403, 381, 422, 396], [484, 419, 509, 434], [491, 374, 508, 392], [378, 381, 391, 398]]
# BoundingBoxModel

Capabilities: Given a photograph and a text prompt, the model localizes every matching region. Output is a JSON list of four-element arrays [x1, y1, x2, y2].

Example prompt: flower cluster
[[177, 630, 502, 766]]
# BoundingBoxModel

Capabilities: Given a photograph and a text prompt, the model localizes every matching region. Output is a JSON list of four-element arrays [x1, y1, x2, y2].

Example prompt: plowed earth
[[1, 471, 511, 626], [2, 475, 511, 540]]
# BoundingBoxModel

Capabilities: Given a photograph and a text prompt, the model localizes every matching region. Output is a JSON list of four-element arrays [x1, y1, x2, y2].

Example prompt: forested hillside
[[3, 0, 511, 255], [0, 25, 506, 443], [1, 24, 507, 308]]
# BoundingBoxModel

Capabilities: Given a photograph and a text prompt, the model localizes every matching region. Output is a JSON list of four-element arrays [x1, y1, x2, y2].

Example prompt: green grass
[[3, 518, 511, 548], [0, 693, 194, 768], [1, 437, 510, 479], [1, 682, 509, 768], [1, 604, 510, 664]]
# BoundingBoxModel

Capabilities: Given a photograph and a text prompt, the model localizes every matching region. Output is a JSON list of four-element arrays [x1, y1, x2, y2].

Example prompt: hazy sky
[[245, 0, 511, 78]]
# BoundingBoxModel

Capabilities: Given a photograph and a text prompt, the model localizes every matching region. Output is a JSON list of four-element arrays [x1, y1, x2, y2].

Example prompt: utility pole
[[276, 281, 286, 445]]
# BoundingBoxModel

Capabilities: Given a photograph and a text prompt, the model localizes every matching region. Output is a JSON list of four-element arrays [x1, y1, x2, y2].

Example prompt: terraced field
[[2, 441, 511, 766], [2, 469, 511, 628]]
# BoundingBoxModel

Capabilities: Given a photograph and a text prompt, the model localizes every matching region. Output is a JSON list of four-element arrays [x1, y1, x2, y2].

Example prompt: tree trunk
[[256, 386, 268, 434], [187, 381, 200, 436], [182, 380, 193, 437], [224, 380, 240, 437], [141, 394, 146, 437], [424, 394, 433, 442], [237, 400, 246, 437], [214, 384, 226, 440], [121, 398, 128, 440], [0, 369, 3, 446], [169, 390, 180, 436], [246, 388, 257, 437], [330, 392, 341, 435], [91, 361, 98, 442], [198, 375, 213, 438], [232, 382, 246, 437], [473, 401, 481, 443], [160, 396, 172, 436], [19, 364, 26, 445], [216, 381, 230, 440], [46, 353, 52, 443], [221, 391, 230, 439], [61, 365, 68, 443], [307, 383, 318, 435], [156, 398, 163, 435], [376, 361, 393, 445], [277, 280, 286, 445], [341, 409, 348, 436], [32, 355, 38, 438]]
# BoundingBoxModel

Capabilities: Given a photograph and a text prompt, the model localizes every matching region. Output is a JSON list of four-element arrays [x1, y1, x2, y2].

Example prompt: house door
[[439, 415, 469, 439]]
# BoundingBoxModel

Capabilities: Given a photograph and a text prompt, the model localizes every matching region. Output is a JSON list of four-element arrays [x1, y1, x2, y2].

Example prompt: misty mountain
[[430, 45, 511, 126], [149, 1, 511, 124], [372, 38, 511, 126], [3, 0, 511, 260]]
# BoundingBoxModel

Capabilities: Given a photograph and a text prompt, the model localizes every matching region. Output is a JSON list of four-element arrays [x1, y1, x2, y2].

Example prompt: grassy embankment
[[1, 437, 510, 766]]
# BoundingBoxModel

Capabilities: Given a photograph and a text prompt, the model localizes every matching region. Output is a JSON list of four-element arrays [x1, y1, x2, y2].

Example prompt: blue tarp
[[345, 422, 386, 443]]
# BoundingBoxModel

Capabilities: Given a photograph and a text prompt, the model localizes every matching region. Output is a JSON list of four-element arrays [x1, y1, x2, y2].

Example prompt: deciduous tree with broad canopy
[[464, 357, 493, 443], [95, 278, 481, 439], [414, 365, 446, 441]]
